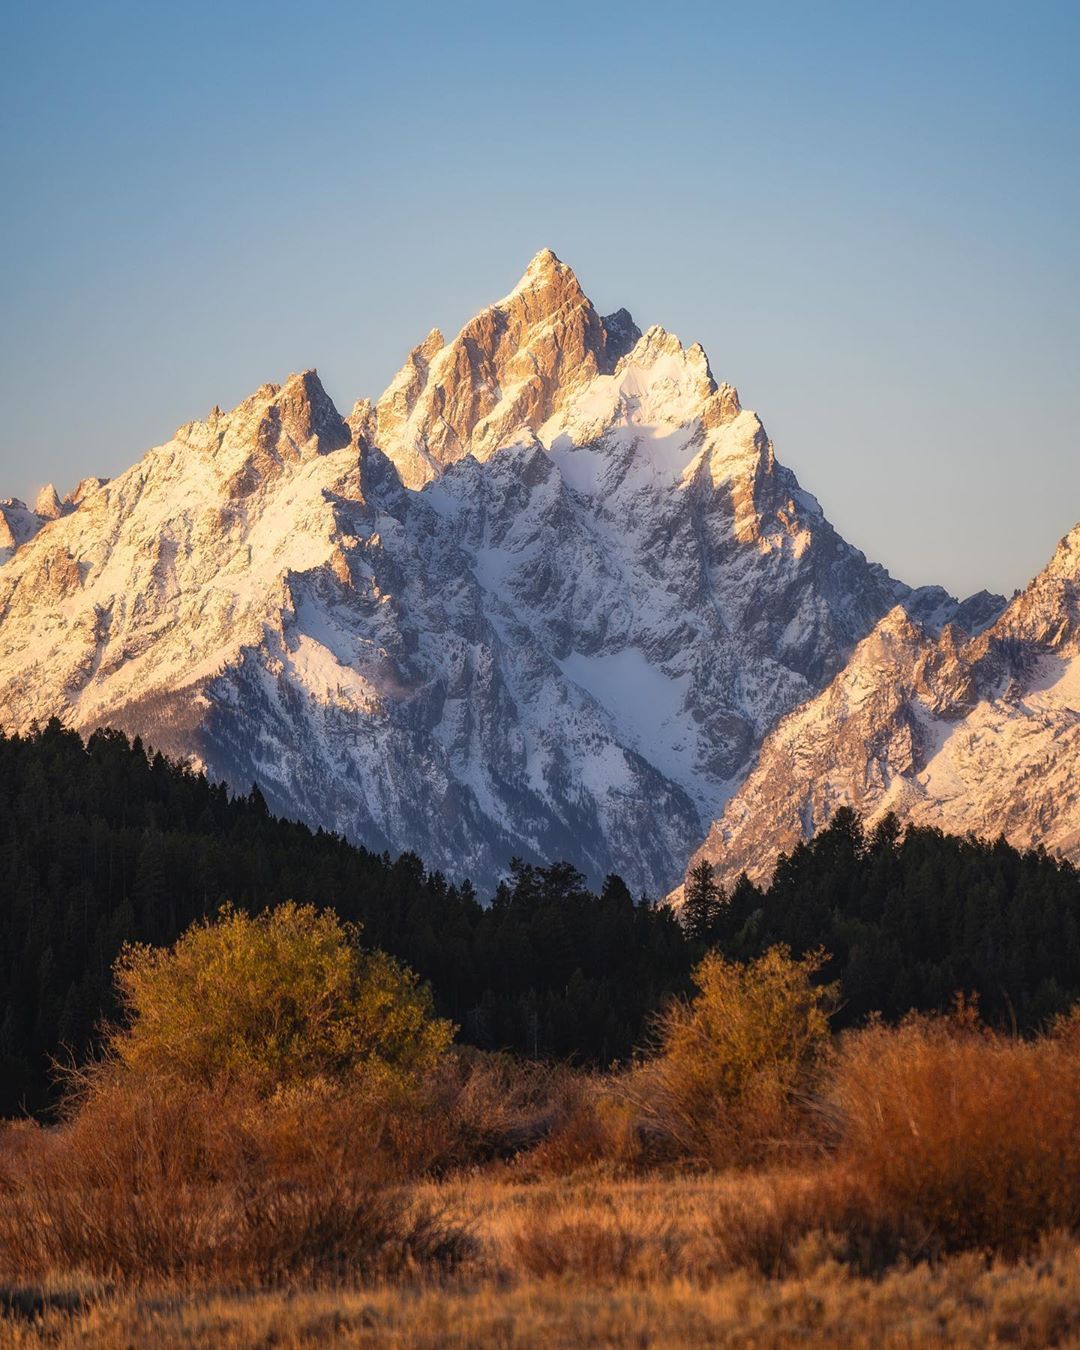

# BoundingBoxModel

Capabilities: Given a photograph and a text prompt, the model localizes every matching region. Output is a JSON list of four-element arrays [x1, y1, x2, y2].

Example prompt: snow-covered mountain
[[0, 479, 109, 565], [684, 524, 1080, 894], [0, 251, 997, 894]]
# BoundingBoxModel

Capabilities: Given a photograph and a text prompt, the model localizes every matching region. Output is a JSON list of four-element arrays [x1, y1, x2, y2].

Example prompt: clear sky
[[1, 0, 1076, 598]]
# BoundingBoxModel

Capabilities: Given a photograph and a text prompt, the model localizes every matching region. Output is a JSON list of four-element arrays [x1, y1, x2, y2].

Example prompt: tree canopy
[[113, 902, 452, 1097], [4, 724, 1080, 1117]]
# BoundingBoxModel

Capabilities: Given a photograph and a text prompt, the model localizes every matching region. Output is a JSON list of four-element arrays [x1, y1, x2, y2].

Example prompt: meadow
[[4, 911, 1080, 1346]]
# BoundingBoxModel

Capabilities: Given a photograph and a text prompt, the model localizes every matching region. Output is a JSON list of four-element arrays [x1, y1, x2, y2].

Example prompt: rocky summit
[[0, 252, 1010, 894], [683, 523, 1080, 896]]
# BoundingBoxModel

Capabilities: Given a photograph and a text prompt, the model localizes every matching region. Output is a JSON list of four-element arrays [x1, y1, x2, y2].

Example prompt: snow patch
[[556, 648, 698, 790]]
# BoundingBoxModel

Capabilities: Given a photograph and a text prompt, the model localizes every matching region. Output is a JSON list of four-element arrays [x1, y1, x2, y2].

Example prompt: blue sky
[[1, 0, 1076, 597]]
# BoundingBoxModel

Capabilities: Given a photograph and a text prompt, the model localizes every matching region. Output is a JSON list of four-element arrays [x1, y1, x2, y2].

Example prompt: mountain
[[685, 525, 1080, 893], [356, 249, 643, 488], [0, 251, 992, 894], [0, 478, 109, 565]]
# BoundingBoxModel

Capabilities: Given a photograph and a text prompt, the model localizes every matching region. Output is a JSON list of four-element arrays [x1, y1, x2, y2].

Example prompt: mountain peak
[[600, 308, 641, 366], [250, 370, 350, 462], [370, 253, 613, 485], [991, 516, 1080, 652], [0, 497, 46, 561], [173, 370, 350, 476], [523, 246, 562, 279], [34, 483, 62, 520], [502, 248, 587, 309], [65, 476, 109, 508]]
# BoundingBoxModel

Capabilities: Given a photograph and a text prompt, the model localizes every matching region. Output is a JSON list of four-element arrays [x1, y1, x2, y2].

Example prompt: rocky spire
[[65, 476, 109, 508], [253, 370, 350, 460], [374, 329, 445, 454], [600, 308, 642, 368], [0, 497, 48, 562], [34, 483, 62, 520], [988, 521, 1080, 652], [508, 246, 571, 292], [368, 251, 638, 487], [176, 370, 349, 466]]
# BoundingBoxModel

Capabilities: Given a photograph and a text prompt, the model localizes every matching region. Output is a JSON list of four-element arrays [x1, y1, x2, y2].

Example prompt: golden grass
[[8, 1004, 1080, 1343], [42, 1257, 1080, 1350], [7, 1182, 1080, 1348]]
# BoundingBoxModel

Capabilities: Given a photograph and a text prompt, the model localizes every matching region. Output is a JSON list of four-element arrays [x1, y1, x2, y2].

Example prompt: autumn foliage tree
[[111, 902, 454, 1099], [640, 945, 837, 1165]]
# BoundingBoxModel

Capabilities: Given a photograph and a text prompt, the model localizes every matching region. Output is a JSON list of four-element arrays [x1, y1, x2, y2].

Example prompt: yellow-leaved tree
[[111, 902, 454, 1099], [641, 945, 837, 1165]]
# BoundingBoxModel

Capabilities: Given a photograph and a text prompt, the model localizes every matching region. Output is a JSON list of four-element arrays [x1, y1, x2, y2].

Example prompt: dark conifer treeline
[[0, 722, 690, 1112], [4, 724, 1080, 1115], [687, 807, 1080, 1031]]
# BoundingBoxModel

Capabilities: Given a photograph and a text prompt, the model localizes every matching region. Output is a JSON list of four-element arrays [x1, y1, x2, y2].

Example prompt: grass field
[[7, 948, 1080, 1346], [6, 1174, 1080, 1347]]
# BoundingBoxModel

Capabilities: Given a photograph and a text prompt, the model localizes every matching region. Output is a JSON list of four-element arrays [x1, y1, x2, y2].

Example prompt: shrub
[[826, 1010, 1080, 1256], [0, 903, 471, 1287], [703, 1167, 924, 1277], [0, 1073, 469, 1285], [637, 945, 836, 1166], [374, 1051, 612, 1178], [111, 902, 454, 1098], [509, 1213, 662, 1283], [517, 1075, 644, 1177]]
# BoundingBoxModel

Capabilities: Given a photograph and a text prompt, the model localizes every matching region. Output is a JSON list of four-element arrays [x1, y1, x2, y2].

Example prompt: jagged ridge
[[0, 252, 1005, 894], [684, 526, 1080, 895]]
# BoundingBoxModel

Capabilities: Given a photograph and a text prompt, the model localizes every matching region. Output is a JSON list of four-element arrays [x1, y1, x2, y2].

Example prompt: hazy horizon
[[1, 0, 1076, 598]]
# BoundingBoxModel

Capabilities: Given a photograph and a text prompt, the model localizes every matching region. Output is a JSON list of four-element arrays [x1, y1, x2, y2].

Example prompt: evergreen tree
[[3, 721, 1080, 1118], [683, 859, 723, 942]]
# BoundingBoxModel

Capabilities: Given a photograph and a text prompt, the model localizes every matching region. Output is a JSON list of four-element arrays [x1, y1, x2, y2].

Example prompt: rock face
[[0, 252, 998, 894], [0, 499, 48, 565], [685, 526, 1080, 894], [34, 484, 63, 520], [0, 478, 109, 565], [368, 249, 643, 487]]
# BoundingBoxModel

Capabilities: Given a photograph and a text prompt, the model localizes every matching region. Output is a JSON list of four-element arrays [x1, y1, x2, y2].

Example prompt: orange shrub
[[0, 1071, 468, 1286], [827, 1010, 1080, 1255]]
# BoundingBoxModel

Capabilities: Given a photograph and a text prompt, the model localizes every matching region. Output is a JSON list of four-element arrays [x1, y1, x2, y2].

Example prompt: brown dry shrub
[[0, 1070, 469, 1286], [379, 1050, 594, 1177], [826, 1009, 1080, 1257], [509, 1209, 679, 1283], [516, 1075, 647, 1178], [0, 902, 474, 1289], [703, 1167, 926, 1278], [0, 1118, 42, 1170]]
